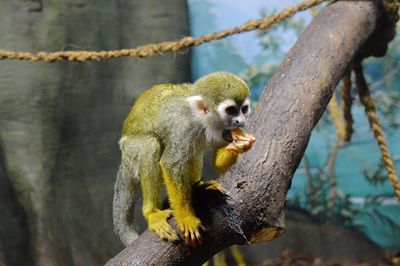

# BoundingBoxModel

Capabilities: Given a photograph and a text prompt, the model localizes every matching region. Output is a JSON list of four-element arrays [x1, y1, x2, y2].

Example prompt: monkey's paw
[[148, 209, 179, 242], [200, 180, 225, 193], [225, 128, 256, 154], [176, 215, 206, 246]]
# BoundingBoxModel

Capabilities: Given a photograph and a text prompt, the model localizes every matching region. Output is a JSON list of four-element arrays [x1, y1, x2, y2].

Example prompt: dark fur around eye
[[225, 106, 238, 116], [241, 105, 249, 114]]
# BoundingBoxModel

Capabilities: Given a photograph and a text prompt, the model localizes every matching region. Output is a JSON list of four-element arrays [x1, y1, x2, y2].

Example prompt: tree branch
[[106, 1, 381, 265]]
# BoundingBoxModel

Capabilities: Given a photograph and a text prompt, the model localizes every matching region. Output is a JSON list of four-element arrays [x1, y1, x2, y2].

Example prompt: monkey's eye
[[225, 106, 238, 116], [241, 105, 249, 114]]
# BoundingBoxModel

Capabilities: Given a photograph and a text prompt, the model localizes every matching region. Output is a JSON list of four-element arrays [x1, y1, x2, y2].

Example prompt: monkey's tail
[[113, 163, 140, 246]]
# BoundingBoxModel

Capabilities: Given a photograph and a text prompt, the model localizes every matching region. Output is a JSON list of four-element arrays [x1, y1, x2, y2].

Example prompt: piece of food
[[225, 128, 256, 153]]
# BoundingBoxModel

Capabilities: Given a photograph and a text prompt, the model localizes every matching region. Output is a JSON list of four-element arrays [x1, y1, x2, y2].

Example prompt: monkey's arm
[[213, 148, 239, 175]]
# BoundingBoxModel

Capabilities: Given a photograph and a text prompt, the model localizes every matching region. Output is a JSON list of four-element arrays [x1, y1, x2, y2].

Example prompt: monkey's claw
[[148, 209, 179, 242], [177, 215, 205, 246]]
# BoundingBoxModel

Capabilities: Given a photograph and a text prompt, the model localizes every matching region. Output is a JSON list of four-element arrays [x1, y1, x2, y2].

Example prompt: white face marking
[[186, 96, 251, 146], [242, 98, 251, 115], [217, 99, 236, 121]]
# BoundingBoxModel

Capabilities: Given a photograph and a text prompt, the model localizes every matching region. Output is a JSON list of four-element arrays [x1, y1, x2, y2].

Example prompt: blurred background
[[0, 0, 399, 265]]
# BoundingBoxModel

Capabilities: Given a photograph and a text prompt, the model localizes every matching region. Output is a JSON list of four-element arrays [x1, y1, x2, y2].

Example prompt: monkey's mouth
[[222, 130, 233, 142]]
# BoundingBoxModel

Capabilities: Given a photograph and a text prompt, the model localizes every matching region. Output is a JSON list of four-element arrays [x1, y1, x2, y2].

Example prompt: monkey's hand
[[225, 128, 256, 154], [199, 180, 225, 193], [148, 209, 179, 242], [175, 209, 206, 246]]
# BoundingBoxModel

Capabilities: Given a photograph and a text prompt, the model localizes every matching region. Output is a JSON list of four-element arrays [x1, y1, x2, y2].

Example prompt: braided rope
[[340, 72, 354, 142], [327, 94, 347, 141], [354, 61, 400, 201], [0, 0, 328, 62]]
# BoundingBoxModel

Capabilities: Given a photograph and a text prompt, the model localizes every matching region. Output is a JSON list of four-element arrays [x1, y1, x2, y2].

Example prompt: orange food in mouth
[[225, 128, 256, 152]]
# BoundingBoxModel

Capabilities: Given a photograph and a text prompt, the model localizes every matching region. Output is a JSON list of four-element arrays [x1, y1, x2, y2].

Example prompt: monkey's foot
[[176, 214, 205, 246], [200, 180, 225, 193], [148, 209, 179, 242], [225, 128, 256, 154]]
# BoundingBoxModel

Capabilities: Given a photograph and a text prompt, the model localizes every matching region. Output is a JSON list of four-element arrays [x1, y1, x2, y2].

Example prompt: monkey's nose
[[232, 119, 245, 128]]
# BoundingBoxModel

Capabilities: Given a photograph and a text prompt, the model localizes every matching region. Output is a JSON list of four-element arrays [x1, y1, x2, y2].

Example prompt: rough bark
[[106, 1, 382, 265], [0, 1, 190, 265]]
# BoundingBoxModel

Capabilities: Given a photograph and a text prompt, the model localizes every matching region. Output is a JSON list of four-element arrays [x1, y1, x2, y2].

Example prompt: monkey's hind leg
[[161, 156, 206, 246], [139, 137, 179, 242]]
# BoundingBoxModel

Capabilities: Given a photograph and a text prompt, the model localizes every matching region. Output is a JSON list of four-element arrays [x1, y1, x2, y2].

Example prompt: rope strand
[[327, 93, 347, 141], [340, 72, 354, 142], [0, 0, 328, 63], [354, 61, 400, 201]]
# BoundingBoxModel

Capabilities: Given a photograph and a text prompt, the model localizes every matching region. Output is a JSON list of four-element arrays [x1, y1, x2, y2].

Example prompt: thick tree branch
[[106, 1, 381, 265]]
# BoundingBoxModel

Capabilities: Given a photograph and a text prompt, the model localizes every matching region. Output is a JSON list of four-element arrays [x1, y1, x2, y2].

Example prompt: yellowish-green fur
[[213, 148, 239, 175], [113, 72, 250, 245]]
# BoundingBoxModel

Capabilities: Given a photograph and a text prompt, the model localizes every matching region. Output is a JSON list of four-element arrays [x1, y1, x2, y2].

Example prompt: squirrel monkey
[[113, 72, 255, 246]]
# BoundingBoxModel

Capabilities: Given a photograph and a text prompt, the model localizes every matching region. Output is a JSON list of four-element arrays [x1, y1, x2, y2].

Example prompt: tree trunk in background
[[0, 1, 190, 265]]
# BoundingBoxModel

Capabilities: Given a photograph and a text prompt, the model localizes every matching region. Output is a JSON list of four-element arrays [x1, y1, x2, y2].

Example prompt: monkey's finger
[[190, 230, 202, 247], [167, 230, 179, 241], [189, 231, 196, 247], [194, 230, 202, 245], [186, 234, 195, 246], [184, 229, 190, 244], [161, 232, 177, 242], [166, 226, 179, 241], [154, 223, 179, 242], [166, 228, 179, 240], [199, 224, 206, 232]]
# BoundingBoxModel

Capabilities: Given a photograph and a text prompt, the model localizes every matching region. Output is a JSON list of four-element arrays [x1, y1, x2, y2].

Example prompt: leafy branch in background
[[373, 90, 400, 132], [354, 195, 400, 243], [288, 148, 358, 228], [363, 161, 390, 186]]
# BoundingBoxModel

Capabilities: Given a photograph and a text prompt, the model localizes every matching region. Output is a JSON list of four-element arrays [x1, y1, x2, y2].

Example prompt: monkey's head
[[188, 72, 251, 144]]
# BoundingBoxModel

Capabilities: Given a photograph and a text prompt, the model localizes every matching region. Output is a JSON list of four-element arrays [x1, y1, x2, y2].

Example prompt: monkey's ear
[[186, 95, 209, 116]]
